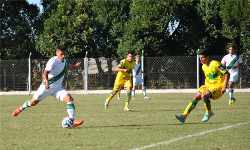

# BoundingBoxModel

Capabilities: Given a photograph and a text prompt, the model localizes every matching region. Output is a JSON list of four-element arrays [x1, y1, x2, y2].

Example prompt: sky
[[27, 0, 43, 12]]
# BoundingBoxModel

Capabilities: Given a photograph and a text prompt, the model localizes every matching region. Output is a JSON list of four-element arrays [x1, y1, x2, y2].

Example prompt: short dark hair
[[226, 43, 237, 50], [127, 50, 134, 55], [198, 48, 208, 56], [56, 45, 65, 52]]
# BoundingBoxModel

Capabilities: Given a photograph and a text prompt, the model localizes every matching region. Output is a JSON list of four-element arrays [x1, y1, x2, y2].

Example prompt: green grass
[[1, 93, 250, 150]]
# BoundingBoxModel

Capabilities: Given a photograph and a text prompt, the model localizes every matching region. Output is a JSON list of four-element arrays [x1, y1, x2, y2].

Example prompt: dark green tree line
[[0, 0, 249, 59]]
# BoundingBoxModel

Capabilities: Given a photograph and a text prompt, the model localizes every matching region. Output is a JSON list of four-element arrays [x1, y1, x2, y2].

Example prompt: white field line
[[1, 88, 250, 95], [129, 121, 250, 150]]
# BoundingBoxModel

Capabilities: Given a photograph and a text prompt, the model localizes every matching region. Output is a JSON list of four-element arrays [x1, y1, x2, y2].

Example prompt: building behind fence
[[1, 56, 250, 91]]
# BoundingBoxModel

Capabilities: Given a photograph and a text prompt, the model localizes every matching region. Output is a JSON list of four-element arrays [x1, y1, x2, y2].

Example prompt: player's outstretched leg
[[12, 99, 39, 117], [105, 88, 119, 109], [175, 93, 201, 123], [64, 95, 84, 128]]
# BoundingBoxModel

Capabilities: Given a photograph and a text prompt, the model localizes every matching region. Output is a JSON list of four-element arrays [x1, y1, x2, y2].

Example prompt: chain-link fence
[[0, 59, 28, 91], [1, 56, 250, 91]]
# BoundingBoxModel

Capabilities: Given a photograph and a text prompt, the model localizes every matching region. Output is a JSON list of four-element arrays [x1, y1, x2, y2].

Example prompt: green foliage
[[1, 0, 250, 59], [90, 0, 131, 57], [219, 0, 250, 53], [118, 0, 177, 56], [0, 0, 40, 59], [36, 0, 93, 57]]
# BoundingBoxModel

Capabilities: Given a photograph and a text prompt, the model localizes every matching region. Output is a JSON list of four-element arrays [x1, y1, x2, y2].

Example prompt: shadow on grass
[[82, 121, 238, 129]]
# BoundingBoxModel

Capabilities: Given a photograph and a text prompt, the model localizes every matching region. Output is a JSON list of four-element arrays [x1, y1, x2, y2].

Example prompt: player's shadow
[[85, 123, 168, 129], [131, 108, 183, 113], [82, 120, 239, 129]]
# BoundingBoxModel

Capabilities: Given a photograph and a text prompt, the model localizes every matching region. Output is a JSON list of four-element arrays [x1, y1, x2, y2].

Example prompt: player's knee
[[194, 93, 202, 100], [31, 100, 39, 106], [64, 94, 73, 103]]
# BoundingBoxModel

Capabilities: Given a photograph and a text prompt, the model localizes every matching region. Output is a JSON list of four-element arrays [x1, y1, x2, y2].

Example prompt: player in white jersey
[[132, 54, 149, 100], [12, 47, 84, 128], [221, 43, 242, 105]]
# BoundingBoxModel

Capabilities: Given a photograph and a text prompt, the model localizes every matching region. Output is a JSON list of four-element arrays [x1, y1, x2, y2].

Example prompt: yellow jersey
[[116, 59, 135, 80], [202, 60, 227, 86]]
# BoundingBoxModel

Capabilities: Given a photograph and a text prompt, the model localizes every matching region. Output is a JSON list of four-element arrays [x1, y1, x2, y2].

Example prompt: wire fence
[[1, 55, 250, 91]]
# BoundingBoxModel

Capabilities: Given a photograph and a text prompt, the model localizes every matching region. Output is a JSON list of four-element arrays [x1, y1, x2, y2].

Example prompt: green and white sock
[[66, 102, 75, 119], [21, 101, 31, 110]]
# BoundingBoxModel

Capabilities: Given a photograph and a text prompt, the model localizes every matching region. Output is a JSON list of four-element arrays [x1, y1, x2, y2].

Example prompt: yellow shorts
[[113, 78, 132, 91], [198, 84, 223, 100]]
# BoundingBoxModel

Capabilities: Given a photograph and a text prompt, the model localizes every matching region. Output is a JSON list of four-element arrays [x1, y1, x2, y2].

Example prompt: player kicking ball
[[221, 43, 242, 105], [12, 47, 84, 128], [175, 48, 229, 123], [105, 51, 135, 111]]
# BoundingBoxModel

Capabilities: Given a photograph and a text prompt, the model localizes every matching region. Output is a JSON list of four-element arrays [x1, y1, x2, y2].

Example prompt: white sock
[[143, 89, 146, 96], [228, 88, 234, 100]]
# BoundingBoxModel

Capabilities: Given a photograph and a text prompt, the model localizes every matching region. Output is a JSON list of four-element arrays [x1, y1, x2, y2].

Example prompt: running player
[[221, 43, 242, 105], [105, 51, 135, 111], [175, 48, 229, 123]]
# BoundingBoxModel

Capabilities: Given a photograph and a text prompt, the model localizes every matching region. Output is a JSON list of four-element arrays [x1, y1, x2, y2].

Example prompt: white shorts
[[229, 72, 239, 83], [33, 84, 69, 101], [133, 76, 143, 86]]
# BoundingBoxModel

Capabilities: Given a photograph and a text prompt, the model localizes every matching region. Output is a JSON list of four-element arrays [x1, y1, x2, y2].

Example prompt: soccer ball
[[61, 117, 73, 128]]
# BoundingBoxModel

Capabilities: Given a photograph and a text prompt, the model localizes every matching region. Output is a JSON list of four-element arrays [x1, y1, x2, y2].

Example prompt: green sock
[[183, 99, 198, 116], [21, 101, 31, 110]]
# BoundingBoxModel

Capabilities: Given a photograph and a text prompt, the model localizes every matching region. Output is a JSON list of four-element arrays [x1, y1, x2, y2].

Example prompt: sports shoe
[[175, 114, 186, 124], [144, 96, 150, 100], [123, 107, 132, 112], [201, 112, 214, 122], [12, 107, 23, 117], [73, 119, 84, 128], [229, 98, 236, 105]]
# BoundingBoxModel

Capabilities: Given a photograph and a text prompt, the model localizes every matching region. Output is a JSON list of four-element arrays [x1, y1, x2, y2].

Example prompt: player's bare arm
[[112, 67, 127, 72], [43, 70, 49, 89], [69, 62, 81, 70]]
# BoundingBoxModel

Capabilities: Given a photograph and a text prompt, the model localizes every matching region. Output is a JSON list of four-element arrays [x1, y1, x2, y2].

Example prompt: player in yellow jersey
[[175, 48, 229, 123], [105, 51, 135, 111]]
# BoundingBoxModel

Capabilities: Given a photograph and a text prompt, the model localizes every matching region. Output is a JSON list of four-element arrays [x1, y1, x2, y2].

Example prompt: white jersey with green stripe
[[221, 54, 242, 74], [44, 56, 68, 88]]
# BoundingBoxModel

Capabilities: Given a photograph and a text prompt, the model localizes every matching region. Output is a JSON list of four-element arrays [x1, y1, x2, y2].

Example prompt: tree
[[219, 0, 250, 53], [119, 0, 206, 56], [90, 0, 131, 57], [36, 0, 93, 57], [0, 0, 40, 59]]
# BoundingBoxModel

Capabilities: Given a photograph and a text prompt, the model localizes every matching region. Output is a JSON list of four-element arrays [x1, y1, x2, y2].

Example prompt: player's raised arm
[[112, 60, 128, 72], [112, 66, 128, 72], [69, 62, 81, 70]]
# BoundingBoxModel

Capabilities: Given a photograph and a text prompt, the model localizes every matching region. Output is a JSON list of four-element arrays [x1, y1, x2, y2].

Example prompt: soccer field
[[1, 93, 250, 150]]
